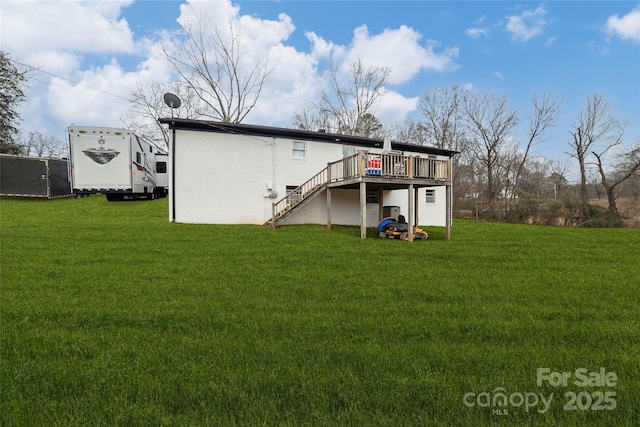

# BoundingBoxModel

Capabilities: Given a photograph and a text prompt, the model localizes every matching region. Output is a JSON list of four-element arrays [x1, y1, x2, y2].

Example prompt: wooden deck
[[268, 151, 453, 240]]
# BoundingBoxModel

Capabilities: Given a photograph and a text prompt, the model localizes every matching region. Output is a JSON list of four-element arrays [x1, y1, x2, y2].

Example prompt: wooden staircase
[[264, 167, 329, 227], [264, 151, 451, 228]]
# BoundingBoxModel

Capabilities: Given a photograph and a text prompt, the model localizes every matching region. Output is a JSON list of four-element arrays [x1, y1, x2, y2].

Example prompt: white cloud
[[465, 28, 489, 39], [492, 71, 505, 80], [246, 45, 321, 126], [47, 61, 144, 126], [505, 5, 548, 42], [5, 0, 459, 138], [306, 31, 335, 60], [373, 91, 419, 124], [1, 0, 139, 55], [340, 25, 459, 85], [605, 6, 640, 44]]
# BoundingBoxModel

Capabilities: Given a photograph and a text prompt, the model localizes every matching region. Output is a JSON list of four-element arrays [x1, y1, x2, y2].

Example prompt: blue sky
[[3, 0, 639, 169]]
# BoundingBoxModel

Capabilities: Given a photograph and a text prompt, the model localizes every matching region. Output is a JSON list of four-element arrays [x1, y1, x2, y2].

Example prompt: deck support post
[[326, 187, 332, 230], [408, 183, 414, 242], [378, 188, 384, 221], [445, 184, 452, 240], [360, 181, 367, 239], [414, 186, 419, 227]]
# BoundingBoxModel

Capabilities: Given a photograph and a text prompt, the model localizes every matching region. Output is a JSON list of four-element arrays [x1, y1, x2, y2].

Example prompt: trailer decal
[[83, 146, 121, 164]]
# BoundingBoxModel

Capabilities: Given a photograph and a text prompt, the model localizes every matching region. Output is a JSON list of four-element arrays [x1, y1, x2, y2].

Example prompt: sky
[[2, 0, 639, 167]]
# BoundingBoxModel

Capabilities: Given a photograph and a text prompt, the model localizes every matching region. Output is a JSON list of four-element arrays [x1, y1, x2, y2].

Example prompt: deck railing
[[329, 152, 450, 181], [328, 153, 359, 182], [270, 151, 450, 226]]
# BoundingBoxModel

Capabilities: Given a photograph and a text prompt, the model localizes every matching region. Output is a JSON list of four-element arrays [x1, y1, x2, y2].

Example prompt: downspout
[[171, 122, 176, 222], [272, 137, 277, 194], [450, 156, 454, 229], [271, 137, 276, 226]]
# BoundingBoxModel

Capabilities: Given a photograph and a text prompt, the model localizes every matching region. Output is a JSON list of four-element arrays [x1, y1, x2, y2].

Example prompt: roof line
[[158, 118, 459, 157]]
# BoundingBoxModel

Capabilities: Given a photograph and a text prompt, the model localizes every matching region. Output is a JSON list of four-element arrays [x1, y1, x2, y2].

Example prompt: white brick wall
[[170, 130, 449, 227]]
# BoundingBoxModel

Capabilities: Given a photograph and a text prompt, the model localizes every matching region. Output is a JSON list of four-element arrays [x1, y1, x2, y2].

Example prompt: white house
[[159, 119, 457, 240]]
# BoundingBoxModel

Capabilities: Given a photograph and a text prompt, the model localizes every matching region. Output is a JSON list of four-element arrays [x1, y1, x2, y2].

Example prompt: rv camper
[[0, 154, 72, 198], [67, 126, 167, 200]]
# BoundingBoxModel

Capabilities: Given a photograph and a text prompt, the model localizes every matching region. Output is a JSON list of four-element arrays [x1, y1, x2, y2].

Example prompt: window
[[292, 141, 306, 158], [136, 152, 141, 163], [366, 188, 379, 204], [425, 189, 436, 204], [286, 185, 301, 203], [343, 147, 357, 157], [156, 161, 167, 174]]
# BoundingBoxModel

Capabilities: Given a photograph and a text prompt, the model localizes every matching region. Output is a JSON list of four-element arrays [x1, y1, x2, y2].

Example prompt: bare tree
[[567, 94, 625, 219], [548, 159, 571, 198], [415, 86, 471, 210], [294, 59, 390, 136], [292, 108, 334, 132], [463, 91, 519, 217], [160, 9, 272, 123], [390, 118, 429, 145], [123, 81, 200, 150], [592, 142, 639, 225], [19, 131, 66, 158], [506, 91, 561, 207], [417, 85, 468, 151]]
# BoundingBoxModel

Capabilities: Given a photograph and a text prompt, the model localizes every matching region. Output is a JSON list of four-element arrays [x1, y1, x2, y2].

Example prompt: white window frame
[[425, 189, 436, 204], [292, 141, 306, 159]]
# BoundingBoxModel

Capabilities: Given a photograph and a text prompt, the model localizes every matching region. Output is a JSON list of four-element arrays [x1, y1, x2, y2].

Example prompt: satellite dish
[[163, 92, 182, 109]]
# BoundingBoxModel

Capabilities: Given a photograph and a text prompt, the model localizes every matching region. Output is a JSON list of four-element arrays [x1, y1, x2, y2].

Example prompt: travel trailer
[[67, 126, 167, 200]]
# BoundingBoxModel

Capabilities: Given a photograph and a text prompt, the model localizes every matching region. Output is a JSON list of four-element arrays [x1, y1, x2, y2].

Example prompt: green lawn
[[1, 196, 638, 426]]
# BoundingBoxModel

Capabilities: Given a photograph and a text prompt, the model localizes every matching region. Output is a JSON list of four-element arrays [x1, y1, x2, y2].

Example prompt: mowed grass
[[1, 196, 639, 426]]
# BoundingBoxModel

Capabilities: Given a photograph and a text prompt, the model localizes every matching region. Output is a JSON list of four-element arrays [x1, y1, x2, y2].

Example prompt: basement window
[[425, 189, 436, 204], [292, 141, 306, 158], [366, 188, 379, 204], [286, 185, 301, 203]]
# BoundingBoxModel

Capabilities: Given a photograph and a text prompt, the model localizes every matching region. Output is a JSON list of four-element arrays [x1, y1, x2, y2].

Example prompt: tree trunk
[[605, 187, 622, 225], [578, 154, 589, 219]]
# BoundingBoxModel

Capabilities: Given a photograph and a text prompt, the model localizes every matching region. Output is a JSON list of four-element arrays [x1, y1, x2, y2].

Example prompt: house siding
[[169, 126, 451, 227]]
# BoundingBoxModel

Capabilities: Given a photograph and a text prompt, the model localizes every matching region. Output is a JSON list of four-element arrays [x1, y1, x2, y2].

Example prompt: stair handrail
[[271, 167, 328, 222]]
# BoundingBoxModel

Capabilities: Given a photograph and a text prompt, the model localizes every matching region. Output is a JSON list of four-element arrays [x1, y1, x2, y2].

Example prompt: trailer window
[[136, 152, 141, 163], [156, 162, 167, 174]]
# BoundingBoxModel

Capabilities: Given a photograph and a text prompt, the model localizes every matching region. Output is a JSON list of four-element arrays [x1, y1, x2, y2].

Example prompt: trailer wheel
[[106, 194, 115, 202]]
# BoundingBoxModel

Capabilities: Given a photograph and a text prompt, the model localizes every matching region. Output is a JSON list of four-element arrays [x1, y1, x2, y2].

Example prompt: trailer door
[[48, 159, 72, 197], [0, 156, 48, 197]]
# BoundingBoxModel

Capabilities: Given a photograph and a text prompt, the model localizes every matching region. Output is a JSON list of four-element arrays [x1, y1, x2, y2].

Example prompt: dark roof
[[158, 118, 458, 157]]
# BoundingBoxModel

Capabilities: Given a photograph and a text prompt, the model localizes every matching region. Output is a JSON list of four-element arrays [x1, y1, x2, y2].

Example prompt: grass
[[1, 195, 639, 426]]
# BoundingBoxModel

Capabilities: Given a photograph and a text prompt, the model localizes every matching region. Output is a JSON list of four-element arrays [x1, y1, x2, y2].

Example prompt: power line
[[18, 75, 132, 108], [9, 58, 135, 104]]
